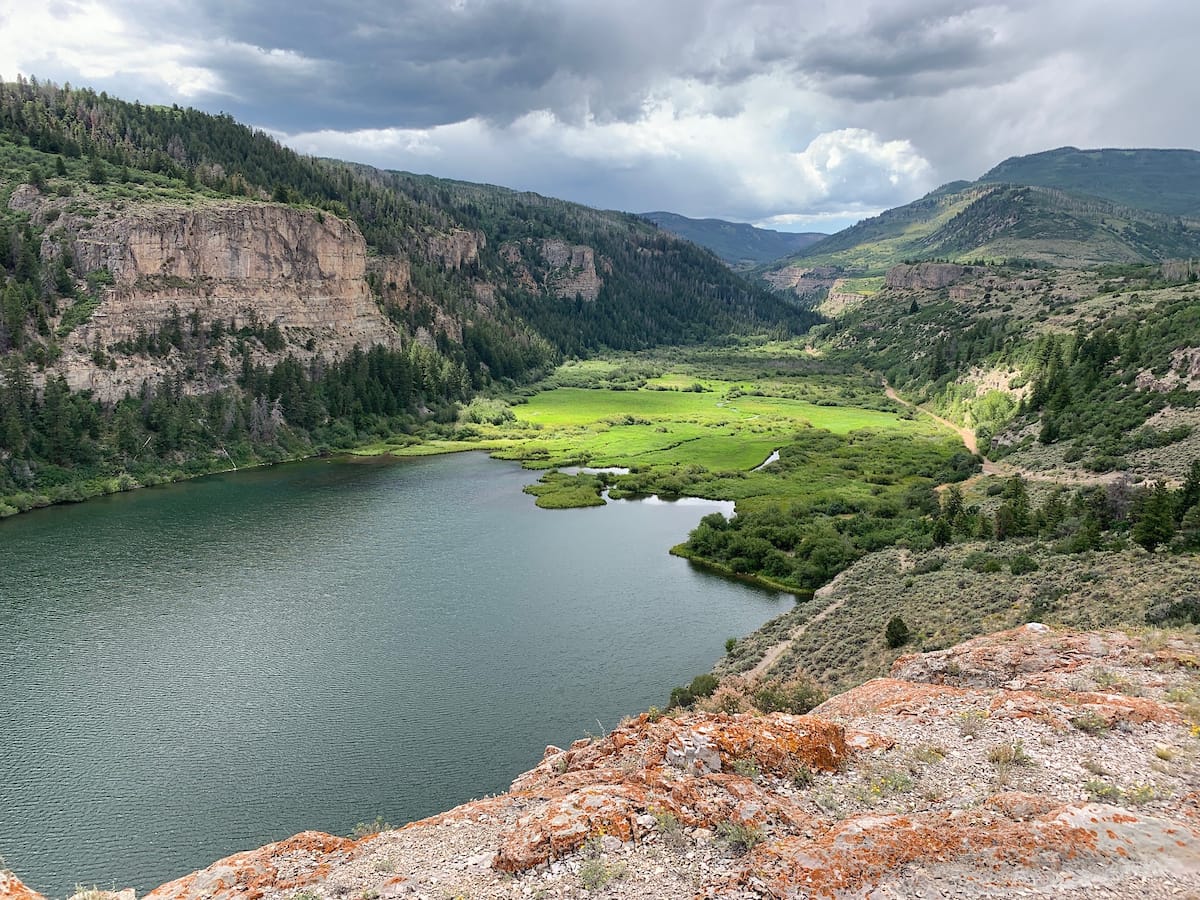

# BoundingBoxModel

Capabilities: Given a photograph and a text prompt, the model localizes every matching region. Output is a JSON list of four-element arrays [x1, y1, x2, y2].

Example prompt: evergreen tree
[[1133, 482, 1175, 551]]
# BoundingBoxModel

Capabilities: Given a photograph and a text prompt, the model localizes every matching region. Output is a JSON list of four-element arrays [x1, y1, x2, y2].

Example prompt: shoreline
[[0, 436, 509, 522], [668, 542, 813, 600]]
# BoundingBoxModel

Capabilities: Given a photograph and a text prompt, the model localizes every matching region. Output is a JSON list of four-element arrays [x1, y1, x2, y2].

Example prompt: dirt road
[[882, 380, 1119, 488]]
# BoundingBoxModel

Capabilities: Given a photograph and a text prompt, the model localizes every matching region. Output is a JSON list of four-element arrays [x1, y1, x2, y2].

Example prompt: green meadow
[[375, 347, 975, 524]]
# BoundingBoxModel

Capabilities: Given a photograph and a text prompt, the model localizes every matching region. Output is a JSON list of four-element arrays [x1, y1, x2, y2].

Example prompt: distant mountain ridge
[[640, 210, 825, 267], [978, 147, 1200, 218], [767, 146, 1200, 274]]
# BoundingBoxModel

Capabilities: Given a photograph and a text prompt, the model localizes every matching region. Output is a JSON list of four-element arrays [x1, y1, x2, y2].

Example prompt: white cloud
[[755, 211, 885, 232], [280, 82, 935, 230], [0, 1, 220, 98]]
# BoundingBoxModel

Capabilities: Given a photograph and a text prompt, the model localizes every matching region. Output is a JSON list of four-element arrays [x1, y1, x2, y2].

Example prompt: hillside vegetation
[[979, 146, 1200, 217], [640, 210, 825, 267], [769, 147, 1200, 275], [0, 76, 813, 514], [772, 183, 1200, 274]]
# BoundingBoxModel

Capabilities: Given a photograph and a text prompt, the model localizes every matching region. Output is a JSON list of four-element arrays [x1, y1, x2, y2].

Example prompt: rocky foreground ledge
[[5, 625, 1200, 899]]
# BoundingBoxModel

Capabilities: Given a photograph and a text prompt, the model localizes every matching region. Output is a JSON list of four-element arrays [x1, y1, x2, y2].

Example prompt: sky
[[2, 0, 1197, 233]]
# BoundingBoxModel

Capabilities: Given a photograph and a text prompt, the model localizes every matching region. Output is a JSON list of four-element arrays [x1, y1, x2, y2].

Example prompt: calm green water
[[0, 452, 782, 894]]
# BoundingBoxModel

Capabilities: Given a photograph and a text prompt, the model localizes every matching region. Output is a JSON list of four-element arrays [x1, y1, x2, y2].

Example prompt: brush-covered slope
[[769, 146, 1200, 276], [640, 210, 825, 267], [774, 182, 1200, 274], [979, 146, 1200, 217]]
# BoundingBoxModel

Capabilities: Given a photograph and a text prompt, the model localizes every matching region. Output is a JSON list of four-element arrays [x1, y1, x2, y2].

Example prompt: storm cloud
[[3, 0, 1197, 231]]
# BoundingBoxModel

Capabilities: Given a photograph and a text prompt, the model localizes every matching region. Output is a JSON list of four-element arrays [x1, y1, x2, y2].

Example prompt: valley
[[2, 73, 1200, 899]]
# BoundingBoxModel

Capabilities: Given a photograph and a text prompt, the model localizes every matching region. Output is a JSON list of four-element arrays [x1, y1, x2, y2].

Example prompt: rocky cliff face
[[6, 625, 1198, 899], [425, 229, 485, 271], [499, 238, 605, 301], [885, 262, 977, 290], [366, 255, 465, 347], [538, 239, 604, 301], [15, 196, 403, 401], [762, 265, 840, 301]]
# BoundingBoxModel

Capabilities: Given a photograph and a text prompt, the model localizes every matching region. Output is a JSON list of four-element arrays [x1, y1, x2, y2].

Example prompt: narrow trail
[[882, 380, 1119, 489], [743, 570, 852, 682], [742, 381, 1130, 686], [885, 382, 979, 456]]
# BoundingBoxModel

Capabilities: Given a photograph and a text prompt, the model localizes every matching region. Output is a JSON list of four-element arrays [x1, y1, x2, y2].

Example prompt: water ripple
[[0, 453, 781, 894]]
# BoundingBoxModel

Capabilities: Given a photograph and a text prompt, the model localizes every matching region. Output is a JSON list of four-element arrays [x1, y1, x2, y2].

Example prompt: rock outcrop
[[885, 262, 976, 290], [1135, 347, 1200, 393], [12, 195, 403, 401], [498, 239, 605, 301], [424, 229, 485, 271], [6, 626, 1199, 899], [0, 872, 44, 900], [538, 239, 603, 301], [367, 254, 464, 343], [762, 265, 840, 300]]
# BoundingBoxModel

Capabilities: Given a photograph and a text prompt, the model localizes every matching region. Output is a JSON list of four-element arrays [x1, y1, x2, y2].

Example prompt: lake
[[0, 452, 783, 894]]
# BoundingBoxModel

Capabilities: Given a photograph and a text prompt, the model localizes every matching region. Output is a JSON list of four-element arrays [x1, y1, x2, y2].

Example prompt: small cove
[[0, 452, 782, 894]]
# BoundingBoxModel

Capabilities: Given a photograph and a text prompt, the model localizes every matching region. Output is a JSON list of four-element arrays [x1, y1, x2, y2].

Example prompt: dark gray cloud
[[3, 0, 1198, 231], [98, 0, 733, 131]]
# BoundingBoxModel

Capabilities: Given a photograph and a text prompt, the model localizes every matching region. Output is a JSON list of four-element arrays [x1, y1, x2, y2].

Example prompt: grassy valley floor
[[356, 346, 977, 604]]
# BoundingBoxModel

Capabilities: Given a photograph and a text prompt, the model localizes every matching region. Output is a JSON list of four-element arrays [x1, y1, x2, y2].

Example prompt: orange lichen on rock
[[813, 677, 973, 719], [727, 801, 1200, 897], [516, 711, 847, 791], [1065, 690, 1183, 725], [0, 872, 48, 900], [687, 713, 847, 774], [143, 832, 363, 900], [493, 712, 846, 871]]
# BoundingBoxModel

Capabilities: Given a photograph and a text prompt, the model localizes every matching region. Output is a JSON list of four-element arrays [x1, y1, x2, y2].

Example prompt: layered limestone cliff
[[500, 238, 605, 301], [538, 239, 604, 301], [425, 229, 485, 271], [366, 254, 465, 346], [16, 195, 403, 401], [762, 265, 840, 301], [6, 625, 1198, 899], [884, 262, 978, 291]]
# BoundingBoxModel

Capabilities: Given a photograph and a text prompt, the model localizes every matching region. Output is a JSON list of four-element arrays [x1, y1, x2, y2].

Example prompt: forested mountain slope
[[639, 210, 825, 268], [0, 76, 812, 514], [978, 146, 1200, 217]]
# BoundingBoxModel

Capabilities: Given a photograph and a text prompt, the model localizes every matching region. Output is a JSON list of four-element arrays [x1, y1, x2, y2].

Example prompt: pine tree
[[1133, 483, 1175, 551]]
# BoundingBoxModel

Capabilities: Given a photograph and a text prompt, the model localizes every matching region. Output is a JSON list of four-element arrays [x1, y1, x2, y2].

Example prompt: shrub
[[791, 764, 815, 788], [911, 744, 947, 764], [668, 673, 720, 709], [1085, 780, 1122, 801], [963, 551, 1003, 573], [987, 741, 1032, 768], [650, 806, 680, 834], [1008, 553, 1040, 575], [911, 554, 945, 575], [1125, 784, 1155, 805], [579, 855, 623, 891], [1071, 712, 1110, 735], [717, 820, 763, 853], [731, 757, 761, 782], [956, 710, 988, 737], [752, 676, 826, 714], [868, 769, 914, 796], [885, 615, 911, 649], [350, 815, 392, 838]]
